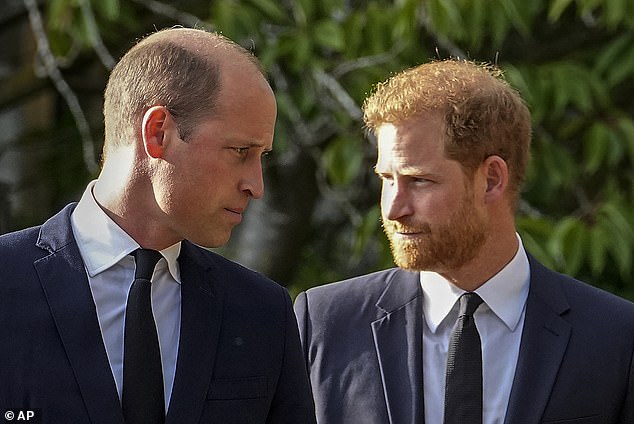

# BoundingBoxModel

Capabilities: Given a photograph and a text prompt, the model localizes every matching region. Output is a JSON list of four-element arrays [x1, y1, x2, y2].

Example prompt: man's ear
[[482, 155, 509, 203], [141, 106, 176, 158]]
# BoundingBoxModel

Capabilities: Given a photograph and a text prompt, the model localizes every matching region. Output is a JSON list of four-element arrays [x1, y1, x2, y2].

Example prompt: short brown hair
[[103, 28, 260, 154], [363, 59, 532, 203]]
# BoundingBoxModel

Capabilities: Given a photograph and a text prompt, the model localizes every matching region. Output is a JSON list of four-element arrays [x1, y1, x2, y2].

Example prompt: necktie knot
[[459, 292, 483, 317], [133, 248, 162, 281]]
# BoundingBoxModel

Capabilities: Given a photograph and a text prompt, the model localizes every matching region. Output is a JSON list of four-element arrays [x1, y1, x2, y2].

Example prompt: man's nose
[[382, 181, 414, 221], [240, 161, 264, 199]]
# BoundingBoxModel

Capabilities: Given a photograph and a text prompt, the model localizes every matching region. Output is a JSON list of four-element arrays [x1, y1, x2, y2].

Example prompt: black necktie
[[444, 292, 484, 424], [122, 248, 165, 424]]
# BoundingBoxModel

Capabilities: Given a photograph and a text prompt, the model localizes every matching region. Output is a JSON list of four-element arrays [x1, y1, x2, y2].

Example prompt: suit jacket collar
[[372, 269, 425, 424], [374, 268, 421, 314], [36, 203, 78, 254], [36, 204, 126, 424], [504, 254, 572, 424]]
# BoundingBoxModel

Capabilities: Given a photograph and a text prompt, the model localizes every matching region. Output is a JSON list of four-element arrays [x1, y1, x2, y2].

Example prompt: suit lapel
[[371, 269, 425, 424], [35, 204, 125, 424], [166, 242, 223, 424], [504, 256, 571, 424]]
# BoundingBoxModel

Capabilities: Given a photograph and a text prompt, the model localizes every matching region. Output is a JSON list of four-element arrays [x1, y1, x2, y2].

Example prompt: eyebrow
[[228, 140, 273, 152]]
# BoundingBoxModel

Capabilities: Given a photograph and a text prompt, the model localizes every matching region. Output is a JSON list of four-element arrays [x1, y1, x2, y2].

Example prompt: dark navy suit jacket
[[0, 204, 316, 424], [295, 257, 634, 424]]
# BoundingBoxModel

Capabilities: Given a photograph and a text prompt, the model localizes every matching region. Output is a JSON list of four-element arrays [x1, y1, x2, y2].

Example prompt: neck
[[93, 150, 179, 250], [440, 228, 519, 292]]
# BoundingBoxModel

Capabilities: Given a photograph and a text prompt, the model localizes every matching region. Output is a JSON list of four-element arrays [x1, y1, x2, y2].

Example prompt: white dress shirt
[[70, 181, 182, 409], [421, 237, 530, 424]]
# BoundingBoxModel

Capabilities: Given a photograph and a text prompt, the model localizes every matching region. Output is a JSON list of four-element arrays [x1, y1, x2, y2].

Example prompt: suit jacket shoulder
[[181, 240, 290, 304], [504, 256, 634, 424], [528, 255, 634, 337], [295, 268, 424, 424], [298, 268, 419, 321]]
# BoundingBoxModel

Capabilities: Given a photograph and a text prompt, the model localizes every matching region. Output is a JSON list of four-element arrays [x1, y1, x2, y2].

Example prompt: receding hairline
[[131, 27, 265, 76]]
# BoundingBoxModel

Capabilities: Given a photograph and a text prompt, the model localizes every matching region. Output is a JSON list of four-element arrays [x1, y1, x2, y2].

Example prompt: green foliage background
[[5, 0, 634, 299]]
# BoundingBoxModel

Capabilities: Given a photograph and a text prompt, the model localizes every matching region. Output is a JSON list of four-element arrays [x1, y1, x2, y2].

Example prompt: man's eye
[[411, 176, 433, 185], [233, 147, 249, 155]]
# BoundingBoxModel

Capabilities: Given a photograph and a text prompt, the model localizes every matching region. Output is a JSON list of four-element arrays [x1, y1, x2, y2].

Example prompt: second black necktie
[[444, 292, 484, 424], [122, 248, 165, 424]]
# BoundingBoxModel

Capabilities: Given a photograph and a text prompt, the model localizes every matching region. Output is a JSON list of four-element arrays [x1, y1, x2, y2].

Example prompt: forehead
[[190, 66, 276, 148], [221, 63, 275, 109], [375, 114, 446, 169]]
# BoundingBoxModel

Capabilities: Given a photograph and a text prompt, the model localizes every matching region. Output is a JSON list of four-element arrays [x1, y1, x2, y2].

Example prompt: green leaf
[[549, 217, 586, 274], [498, 0, 530, 37], [606, 42, 634, 87], [313, 20, 346, 52], [426, 0, 464, 40], [278, 30, 313, 72], [462, 0, 485, 48], [47, 0, 75, 31], [604, 0, 627, 29], [594, 34, 633, 76], [292, 0, 315, 26], [548, 0, 574, 22], [489, 9, 512, 48], [578, 0, 604, 15], [601, 202, 634, 240], [561, 220, 587, 275], [599, 202, 634, 277], [588, 224, 609, 275], [343, 12, 364, 58], [540, 139, 577, 187], [606, 231, 633, 278], [322, 137, 364, 186], [583, 122, 610, 175], [503, 64, 534, 105], [587, 70, 610, 109], [92, 0, 119, 21], [73, 12, 92, 47], [393, 0, 419, 40], [517, 217, 556, 269], [617, 117, 634, 163], [550, 64, 585, 117], [246, 0, 288, 22], [606, 129, 625, 167], [365, 2, 393, 54], [354, 205, 381, 257], [213, 1, 239, 39]]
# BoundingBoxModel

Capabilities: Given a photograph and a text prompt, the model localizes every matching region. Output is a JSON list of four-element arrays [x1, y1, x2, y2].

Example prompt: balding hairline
[[133, 27, 265, 78]]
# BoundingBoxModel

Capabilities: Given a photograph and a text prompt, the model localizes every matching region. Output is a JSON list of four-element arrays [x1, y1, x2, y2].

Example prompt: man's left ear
[[141, 106, 178, 158], [482, 155, 509, 203]]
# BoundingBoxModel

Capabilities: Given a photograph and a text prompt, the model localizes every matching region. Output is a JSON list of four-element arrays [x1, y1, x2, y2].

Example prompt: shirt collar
[[420, 234, 530, 333], [70, 180, 182, 283]]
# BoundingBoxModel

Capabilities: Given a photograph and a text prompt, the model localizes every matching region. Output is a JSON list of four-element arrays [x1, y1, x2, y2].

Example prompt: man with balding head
[[0, 28, 316, 424]]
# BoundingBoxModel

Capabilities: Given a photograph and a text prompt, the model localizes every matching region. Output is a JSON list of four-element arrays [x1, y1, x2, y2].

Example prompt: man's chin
[[390, 240, 434, 272], [191, 231, 232, 249], [393, 255, 434, 272]]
